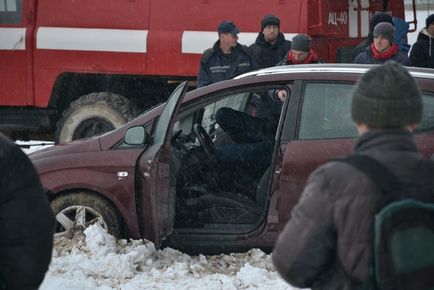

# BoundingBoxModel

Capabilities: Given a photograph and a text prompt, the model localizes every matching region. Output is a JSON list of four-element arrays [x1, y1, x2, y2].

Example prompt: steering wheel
[[193, 124, 216, 161]]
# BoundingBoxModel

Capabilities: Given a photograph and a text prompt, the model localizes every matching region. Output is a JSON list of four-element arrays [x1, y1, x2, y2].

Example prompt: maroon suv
[[30, 64, 434, 253]]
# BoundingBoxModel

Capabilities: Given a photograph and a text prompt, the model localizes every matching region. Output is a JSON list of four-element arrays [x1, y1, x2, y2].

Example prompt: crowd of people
[[197, 12, 434, 88]]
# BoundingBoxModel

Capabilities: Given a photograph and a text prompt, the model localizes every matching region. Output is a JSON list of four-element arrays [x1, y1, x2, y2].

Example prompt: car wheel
[[55, 92, 138, 144], [51, 192, 124, 239]]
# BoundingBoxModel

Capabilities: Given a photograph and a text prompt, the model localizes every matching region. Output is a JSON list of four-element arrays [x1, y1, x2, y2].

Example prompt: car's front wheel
[[50, 192, 124, 239]]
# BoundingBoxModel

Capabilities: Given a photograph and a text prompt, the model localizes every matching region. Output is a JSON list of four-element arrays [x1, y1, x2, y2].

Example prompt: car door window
[[298, 82, 357, 140], [418, 93, 434, 132], [153, 82, 188, 145]]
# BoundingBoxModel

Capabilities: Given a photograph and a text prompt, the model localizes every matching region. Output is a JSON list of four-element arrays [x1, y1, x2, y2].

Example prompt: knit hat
[[369, 12, 394, 33], [351, 61, 422, 129], [373, 22, 395, 43], [217, 20, 240, 35], [291, 34, 311, 52], [426, 14, 434, 28], [261, 14, 280, 30]]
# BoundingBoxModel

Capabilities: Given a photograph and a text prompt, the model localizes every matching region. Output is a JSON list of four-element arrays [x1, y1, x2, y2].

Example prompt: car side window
[[201, 92, 250, 131], [0, 0, 22, 24], [298, 82, 357, 140], [418, 93, 434, 132]]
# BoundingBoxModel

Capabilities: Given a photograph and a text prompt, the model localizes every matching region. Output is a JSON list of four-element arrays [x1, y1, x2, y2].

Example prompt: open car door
[[136, 82, 188, 247]]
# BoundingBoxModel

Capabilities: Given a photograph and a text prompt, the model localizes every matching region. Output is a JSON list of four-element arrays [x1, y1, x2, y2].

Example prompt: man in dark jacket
[[354, 22, 411, 65], [409, 14, 434, 68], [249, 14, 292, 68], [0, 134, 54, 289], [278, 34, 322, 65], [272, 61, 434, 290], [197, 20, 257, 88]]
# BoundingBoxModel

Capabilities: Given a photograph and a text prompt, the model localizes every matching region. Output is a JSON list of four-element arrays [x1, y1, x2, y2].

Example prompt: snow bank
[[40, 224, 298, 290]]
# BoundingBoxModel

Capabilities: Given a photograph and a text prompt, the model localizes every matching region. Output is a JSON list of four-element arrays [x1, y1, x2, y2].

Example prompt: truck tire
[[51, 192, 124, 239], [55, 92, 138, 144]]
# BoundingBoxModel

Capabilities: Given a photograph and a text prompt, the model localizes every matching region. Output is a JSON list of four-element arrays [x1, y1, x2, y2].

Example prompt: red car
[[30, 64, 434, 253]]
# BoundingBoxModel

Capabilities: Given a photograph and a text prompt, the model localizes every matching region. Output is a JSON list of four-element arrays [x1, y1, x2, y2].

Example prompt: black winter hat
[[369, 11, 394, 33], [291, 34, 311, 52], [351, 61, 422, 129], [426, 14, 434, 28], [373, 22, 395, 43], [261, 14, 280, 30]]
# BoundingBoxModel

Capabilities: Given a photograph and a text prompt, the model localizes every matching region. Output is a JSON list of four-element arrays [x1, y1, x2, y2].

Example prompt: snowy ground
[[19, 141, 298, 290], [39, 224, 298, 290]]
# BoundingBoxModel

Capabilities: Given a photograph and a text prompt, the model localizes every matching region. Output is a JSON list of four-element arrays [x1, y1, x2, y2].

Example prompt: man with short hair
[[197, 20, 257, 88], [272, 61, 434, 289], [354, 22, 411, 65], [279, 34, 322, 65], [249, 14, 292, 68], [409, 14, 434, 68]]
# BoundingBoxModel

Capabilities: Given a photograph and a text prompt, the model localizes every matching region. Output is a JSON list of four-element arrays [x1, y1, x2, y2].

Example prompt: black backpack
[[336, 154, 434, 290]]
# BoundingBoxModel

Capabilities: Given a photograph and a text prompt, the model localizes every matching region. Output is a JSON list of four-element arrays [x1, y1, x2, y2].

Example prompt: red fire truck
[[0, 0, 416, 143]]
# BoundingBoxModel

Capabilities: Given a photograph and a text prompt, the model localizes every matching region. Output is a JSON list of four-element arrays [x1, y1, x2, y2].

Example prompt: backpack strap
[[334, 154, 399, 290], [334, 154, 398, 194]]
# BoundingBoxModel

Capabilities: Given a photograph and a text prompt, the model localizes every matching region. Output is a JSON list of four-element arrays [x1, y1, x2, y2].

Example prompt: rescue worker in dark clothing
[[0, 133, 55, 290], [197, 20, 257, 88], [272, 61, 434, 290], [249, 14, 292, 68], [409, 14, 434, 68], [354, 22, 411, 65], [352, 11, 394, 61], [278, 34, 323, 65]]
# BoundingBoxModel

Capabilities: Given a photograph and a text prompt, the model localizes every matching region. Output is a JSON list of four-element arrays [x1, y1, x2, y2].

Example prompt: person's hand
[[276, 90, 288, 102]]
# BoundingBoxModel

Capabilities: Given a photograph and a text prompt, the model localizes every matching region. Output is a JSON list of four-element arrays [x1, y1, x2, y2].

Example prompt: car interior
[[169, 86, 289, 229]]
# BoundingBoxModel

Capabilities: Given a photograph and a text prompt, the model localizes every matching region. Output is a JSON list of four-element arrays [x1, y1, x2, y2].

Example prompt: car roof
[[235, 63, 434, 80]]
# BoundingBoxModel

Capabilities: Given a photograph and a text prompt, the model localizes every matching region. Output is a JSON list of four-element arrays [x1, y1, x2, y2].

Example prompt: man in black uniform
[[197, 20, 257, 87]]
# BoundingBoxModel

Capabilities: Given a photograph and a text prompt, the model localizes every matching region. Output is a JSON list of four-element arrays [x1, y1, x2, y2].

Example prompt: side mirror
[[124, 126, 150, 145]]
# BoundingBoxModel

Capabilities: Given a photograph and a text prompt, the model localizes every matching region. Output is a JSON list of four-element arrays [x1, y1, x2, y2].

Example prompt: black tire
[[51, 192, 124, 239], [55, 92, 138, 144]]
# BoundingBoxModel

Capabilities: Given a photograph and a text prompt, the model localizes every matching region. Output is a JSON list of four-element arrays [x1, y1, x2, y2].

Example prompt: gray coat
[[272, 129, 434, 290]]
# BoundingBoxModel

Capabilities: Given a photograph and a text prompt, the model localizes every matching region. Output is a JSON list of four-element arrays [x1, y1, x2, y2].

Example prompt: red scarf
[[370, 43, 399, 60], [287, 49, 320, 64]]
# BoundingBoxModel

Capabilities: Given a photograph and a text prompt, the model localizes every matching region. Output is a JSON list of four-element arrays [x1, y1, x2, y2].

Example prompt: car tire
[[50, 192, 124, 239], [55, 92, 138, 144]]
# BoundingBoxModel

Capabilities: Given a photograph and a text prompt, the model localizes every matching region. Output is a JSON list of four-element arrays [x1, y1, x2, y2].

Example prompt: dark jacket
[[354, 46, 412, 65], [0, 134, 54, 290], [272, 129, 434, 290], [249, 32, 292, 68], [409, 29, 434, 68], [197, 41, 257, 88]]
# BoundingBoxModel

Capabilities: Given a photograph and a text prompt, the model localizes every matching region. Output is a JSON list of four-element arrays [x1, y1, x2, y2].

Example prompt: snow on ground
[[16, 140, 54, 154], [40, 224, 298, 290]]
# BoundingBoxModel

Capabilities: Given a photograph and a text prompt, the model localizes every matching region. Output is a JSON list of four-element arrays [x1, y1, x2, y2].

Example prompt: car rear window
[[418, 94, 434, 132], [298, 82, 357, 140]]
